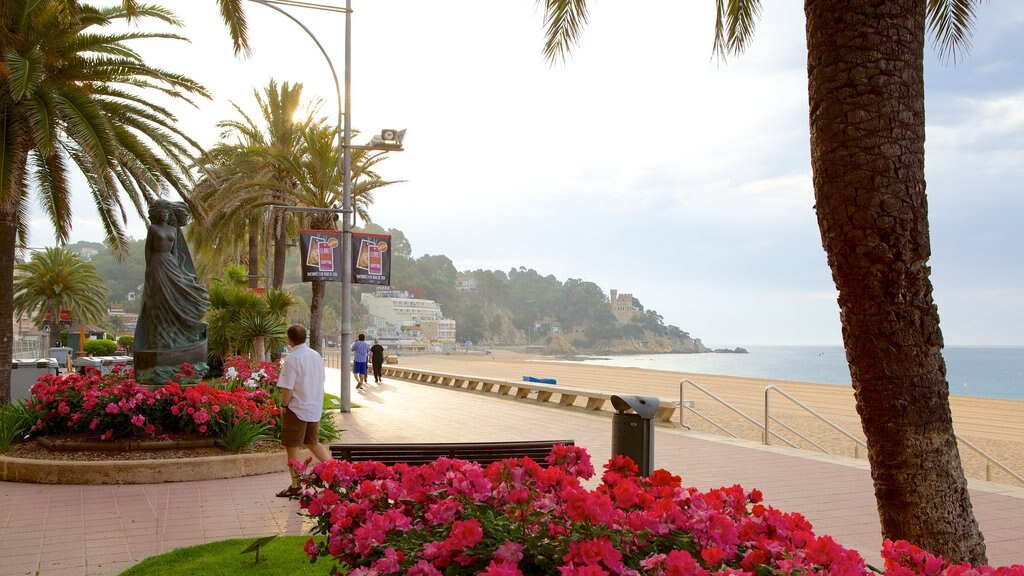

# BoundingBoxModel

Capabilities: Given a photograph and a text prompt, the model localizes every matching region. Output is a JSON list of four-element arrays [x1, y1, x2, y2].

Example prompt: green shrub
[[0, 401, 33, 452], [217, 419, 274, 453], [83, 339, 118, 356], [319, 409, 343, 442], [117, 335, 135, 352]]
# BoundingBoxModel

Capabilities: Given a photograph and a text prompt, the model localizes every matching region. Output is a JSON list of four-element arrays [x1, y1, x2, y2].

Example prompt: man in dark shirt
[[370, 338, 385, 384]]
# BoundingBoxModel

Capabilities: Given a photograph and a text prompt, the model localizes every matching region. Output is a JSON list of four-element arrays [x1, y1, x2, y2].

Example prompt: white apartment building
[[361, 291, 444, 327]]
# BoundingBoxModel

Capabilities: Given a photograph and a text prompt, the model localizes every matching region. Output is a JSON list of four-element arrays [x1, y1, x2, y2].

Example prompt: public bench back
[[329, 439, 575, 466]]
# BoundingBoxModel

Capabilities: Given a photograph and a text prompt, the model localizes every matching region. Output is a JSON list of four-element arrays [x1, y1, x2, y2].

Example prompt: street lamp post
[[246, 0, 404, 413]]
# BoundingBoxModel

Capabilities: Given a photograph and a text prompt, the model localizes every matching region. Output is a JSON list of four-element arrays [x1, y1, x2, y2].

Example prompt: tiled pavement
[[1, 368, 1023, 575]]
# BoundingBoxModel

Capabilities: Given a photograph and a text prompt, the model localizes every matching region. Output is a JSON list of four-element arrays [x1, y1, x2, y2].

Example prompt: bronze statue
[[134, 200, 209, 385]]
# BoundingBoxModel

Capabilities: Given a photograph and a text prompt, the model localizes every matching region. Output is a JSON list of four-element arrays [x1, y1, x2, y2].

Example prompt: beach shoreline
[[396, 350, 1024, 487]]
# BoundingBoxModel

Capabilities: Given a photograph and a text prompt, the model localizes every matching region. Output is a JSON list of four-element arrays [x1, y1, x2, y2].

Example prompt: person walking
[[351, 333, 370, 390], [275, 324, 332, 497], [370, 338, 385, 384]]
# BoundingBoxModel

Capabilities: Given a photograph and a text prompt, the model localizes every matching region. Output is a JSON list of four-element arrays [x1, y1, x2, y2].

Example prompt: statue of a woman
[[134, 200, 208, 383]]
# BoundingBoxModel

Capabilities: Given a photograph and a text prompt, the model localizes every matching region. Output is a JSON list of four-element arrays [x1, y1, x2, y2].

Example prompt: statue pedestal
[[134, 341, 208, 386]]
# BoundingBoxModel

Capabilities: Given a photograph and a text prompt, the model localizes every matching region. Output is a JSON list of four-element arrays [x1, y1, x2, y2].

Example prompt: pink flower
[[445, 519, 483, 550], [493, 541, 524, 564], [131, 414, 145, 427], [105, 403, 120, 414], [198, 425, 207, 433], [101, 430, 113, 440], [481, 560, 523, 576], [304, 538, 319, 557]]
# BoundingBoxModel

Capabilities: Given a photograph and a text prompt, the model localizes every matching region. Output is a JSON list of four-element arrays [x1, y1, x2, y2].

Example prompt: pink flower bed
[[27, 365, 279, 440], [290, 445, 1023, 576]]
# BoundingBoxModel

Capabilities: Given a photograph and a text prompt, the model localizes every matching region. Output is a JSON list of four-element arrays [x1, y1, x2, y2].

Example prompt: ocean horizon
[[570, 345, 1024, 401]]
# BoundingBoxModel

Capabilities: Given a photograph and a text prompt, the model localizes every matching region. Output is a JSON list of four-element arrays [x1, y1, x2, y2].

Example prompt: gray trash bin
[[11, 358, 59, 402], [73, 356, 134, 375], [49, 346, 73, 366], [610, 394, 660, 476]]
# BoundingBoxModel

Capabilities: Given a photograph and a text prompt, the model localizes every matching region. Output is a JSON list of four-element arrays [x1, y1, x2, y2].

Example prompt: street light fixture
[[246, 0, 405, 412]]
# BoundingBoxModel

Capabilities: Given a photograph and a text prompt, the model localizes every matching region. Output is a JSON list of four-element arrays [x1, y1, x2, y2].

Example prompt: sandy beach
[[397, 350, 1024, 487]]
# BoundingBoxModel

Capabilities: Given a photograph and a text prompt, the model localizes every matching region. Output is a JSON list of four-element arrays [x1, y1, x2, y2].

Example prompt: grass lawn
[[120, 536, 330, 575]]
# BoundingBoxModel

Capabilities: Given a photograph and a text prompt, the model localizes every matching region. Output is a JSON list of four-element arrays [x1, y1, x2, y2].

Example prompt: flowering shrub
[[291, 446, 1024, 576], [27, 365, 279, 440], [222, 356, 280, 391]]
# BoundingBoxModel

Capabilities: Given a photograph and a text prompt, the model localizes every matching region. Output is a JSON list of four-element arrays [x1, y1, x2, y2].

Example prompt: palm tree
[[190, 80, 311, 290], [265, 120, 400, 352], [14, 248, 110, 349], [537, 0, 987, 563], [0, 2, 208, 404], [206, 266, 294, 362]]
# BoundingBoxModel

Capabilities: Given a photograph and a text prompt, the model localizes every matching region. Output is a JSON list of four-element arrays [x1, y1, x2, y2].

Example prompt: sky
[[35, 0, 1024, 347]]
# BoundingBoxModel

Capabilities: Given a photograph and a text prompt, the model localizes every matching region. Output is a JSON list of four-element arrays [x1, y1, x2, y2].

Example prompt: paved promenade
[[1, 369, 1023, 575]]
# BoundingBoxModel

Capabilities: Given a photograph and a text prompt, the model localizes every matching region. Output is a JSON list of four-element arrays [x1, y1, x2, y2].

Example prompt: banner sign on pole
[[299, 229, 343, 282], [352, 233, 392, 285]]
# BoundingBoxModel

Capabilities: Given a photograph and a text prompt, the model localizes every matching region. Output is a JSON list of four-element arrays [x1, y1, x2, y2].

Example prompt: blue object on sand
[[522, 375, 556, 385]]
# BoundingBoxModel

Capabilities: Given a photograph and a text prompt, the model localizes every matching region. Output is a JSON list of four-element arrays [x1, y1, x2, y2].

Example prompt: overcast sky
[[36, 1, 1024, 347]]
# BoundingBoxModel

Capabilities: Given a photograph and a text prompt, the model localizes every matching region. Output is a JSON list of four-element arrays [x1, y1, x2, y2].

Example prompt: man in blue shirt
[[351, 333, 370, 390]]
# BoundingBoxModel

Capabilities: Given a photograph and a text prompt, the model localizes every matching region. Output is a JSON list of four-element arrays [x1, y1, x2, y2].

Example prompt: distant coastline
[[565, 345, 1024, 401]]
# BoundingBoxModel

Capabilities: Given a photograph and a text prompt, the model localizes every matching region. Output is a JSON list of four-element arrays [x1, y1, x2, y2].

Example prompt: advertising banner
[[299, 229, 343, 282], [352, 233, 392, 285]]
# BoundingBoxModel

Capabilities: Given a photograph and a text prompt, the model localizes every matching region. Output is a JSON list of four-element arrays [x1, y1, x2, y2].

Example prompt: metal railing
[[679, 379, 799, 449], [765, 385, 867, 458], [680, 378, 1024, 486], [954, 432, 1024, 484]]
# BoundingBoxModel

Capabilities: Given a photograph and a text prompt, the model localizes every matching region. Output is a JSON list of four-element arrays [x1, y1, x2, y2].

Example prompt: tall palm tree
[[14, 248, 110, 349], [538, 0, 986, 563], [190, 80, 310, 290], [189, 142, 269, 284], [265, 120, 400, 352], [0, 2, 208, 404]]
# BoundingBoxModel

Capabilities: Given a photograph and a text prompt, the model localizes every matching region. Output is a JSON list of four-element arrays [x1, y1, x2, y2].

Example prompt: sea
[[572, 346, 1024, 401]]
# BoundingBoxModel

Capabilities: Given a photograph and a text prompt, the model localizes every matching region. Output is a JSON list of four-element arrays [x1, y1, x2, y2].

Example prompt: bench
[[329, 439, 574, 466], [381, 366, 680, 422]]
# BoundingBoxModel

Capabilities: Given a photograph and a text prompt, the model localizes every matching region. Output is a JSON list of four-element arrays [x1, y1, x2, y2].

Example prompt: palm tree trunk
[[248, 215, 260, 289], [0, 206, 15, 405], [272, 211, 287, 290], [253, 336, 266, 362], [310, 279, 324, 354], [48, 307, 62, 349], [805, 0, 985, 563]]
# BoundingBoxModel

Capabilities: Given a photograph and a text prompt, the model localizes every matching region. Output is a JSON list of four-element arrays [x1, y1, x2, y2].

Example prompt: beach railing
[[678, 379, 800, 449], [953, 432, 1024, 485], [764, 385, 867, 458]]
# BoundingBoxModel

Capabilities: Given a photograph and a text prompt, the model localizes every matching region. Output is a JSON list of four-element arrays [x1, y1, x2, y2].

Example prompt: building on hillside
[[609, 289, 639, 323], [360, 287, 457, 350], [455, 275, 478, 292], [420, 319, 457, 345]]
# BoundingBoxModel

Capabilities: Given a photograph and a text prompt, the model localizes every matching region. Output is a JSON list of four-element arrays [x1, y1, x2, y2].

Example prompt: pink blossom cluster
[[221, 356, 280, 391], [882, 540, 1024, 576], [27, 365, 278, 440], [291, 447, 1024, 576]]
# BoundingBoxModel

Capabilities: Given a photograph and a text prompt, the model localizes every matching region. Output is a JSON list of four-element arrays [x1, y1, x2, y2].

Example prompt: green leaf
[[4, 48, 45, 102]]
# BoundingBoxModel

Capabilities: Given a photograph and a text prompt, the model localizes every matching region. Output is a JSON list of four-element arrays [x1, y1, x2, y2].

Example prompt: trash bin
[[11, 358, 59, 402], [73, 356, 133, 375], [610, 394, 660, 477], [49, 346, 73, 366]]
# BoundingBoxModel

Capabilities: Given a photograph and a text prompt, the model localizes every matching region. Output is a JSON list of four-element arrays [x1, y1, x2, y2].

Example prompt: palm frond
[[712, 0, 762, 62], [927, 0, 982, 65], [538, 0, 589, 65]]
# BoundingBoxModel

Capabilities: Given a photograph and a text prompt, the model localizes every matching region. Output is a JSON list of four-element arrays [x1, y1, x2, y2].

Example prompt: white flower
[[225, 367, 239, 380], [243, 378, 258, 388]]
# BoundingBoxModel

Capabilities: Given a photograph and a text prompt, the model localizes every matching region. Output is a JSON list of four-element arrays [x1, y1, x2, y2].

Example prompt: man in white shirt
[[275, 324, 332, 497]]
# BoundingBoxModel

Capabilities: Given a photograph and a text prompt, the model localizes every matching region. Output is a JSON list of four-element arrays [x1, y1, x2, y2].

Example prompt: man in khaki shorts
[[275, 324, 332, 497]]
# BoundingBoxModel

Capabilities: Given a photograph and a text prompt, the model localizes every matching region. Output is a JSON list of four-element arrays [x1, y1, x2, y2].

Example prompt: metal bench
[[329, 439, 574, 466]]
